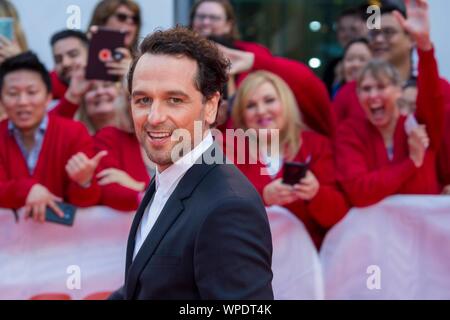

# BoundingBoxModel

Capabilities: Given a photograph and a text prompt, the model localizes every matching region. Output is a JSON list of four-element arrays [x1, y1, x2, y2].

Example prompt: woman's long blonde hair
[[232, 71, 304, 160], [0, 0, 28, 51]]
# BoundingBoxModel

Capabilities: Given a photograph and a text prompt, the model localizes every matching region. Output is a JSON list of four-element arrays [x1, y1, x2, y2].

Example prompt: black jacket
[[109, 146, 273, 300]]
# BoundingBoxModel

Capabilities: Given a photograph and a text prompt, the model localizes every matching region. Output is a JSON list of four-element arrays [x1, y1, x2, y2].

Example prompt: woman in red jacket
[[229, 71, 348, 248], [334, 1, 445, 207]]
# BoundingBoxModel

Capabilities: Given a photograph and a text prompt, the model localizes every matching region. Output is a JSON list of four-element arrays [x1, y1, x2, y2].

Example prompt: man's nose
[[17, 93, 30, 105], [146, 102, 166, 126]]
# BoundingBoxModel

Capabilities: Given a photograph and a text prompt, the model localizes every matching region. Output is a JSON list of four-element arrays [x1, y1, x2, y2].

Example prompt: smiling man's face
[[130, 53, 218, 172]]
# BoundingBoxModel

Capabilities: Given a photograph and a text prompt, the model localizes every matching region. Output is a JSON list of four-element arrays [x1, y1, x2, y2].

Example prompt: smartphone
[[45, 202, 77, 227], [85, 28, 126, 82], [0, 17, 13, 41], [282, 161, 310, 186]]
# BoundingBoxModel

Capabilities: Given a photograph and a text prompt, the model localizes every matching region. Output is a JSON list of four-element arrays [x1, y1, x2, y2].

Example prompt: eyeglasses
[[368, 28, 402, 42], [114, 12, 139, 25], [194, 13, 225, 23]]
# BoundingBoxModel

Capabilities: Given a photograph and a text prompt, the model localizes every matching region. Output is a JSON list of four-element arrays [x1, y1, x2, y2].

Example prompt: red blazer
[[232, 131, 349, 248], [335, 48, 445, 207], [94, 126, 151, 211], [0, 115, 101, 209]]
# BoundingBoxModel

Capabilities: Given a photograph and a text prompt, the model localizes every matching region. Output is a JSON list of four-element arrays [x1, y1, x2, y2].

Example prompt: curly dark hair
[[127, 26, 230, 102]]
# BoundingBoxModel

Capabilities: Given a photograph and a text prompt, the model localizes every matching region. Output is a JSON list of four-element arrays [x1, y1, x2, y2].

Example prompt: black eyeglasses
[[368, 28, 402, 42], [194, 13, 225, 23], [114, 12, 139, 25]]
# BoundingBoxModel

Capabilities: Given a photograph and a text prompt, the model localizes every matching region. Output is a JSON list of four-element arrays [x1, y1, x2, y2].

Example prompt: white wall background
[[429, 0, 450, 80], [12, 0, 174, 69], [9, 0, 450, 80]]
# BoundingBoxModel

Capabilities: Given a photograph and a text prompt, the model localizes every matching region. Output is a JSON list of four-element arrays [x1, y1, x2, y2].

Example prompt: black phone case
[[45, 202, 77, 227], [282, 162, 309, 186], [85, 28, 126, 82]]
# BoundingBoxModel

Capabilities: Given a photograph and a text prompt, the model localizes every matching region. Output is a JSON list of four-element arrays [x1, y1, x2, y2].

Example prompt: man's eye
[[136, 97, 151, 105], [169, 97, 183, 104]]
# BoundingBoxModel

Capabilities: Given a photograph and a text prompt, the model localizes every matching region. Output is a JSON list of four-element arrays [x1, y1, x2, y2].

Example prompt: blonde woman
[[0, 0, 27, 64], [230, 71, 348, 248]]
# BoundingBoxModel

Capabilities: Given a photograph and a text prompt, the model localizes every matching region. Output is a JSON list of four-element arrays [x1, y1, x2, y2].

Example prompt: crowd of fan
[[0, 0, 449, 250]]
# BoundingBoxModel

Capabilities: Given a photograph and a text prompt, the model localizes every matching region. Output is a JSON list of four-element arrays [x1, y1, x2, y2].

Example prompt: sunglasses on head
[[114, 12, 139, 25]]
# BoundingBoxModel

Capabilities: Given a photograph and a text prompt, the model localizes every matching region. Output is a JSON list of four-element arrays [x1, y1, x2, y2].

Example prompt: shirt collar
[[155, 131, 213, 196], [8, 114, 49, 135]]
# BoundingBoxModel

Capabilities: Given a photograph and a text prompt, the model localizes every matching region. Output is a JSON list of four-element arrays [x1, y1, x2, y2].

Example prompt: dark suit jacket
[[109, 145, 273, 300]]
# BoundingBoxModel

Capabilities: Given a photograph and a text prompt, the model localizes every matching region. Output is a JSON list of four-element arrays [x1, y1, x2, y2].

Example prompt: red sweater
[[49, 71, 80, 119], [232, 131, 349, 248], [335, 49, 445, 207], [0, 115, 101, 209], [50, 70, 67, 100], [94, 127, 151, 211], [234, 40, 273, 86]]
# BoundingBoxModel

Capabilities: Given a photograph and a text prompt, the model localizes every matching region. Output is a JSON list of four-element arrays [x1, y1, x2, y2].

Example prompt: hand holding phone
[[86, 28, 126, 82], [0, 17, 13, 41], [282, 156, 311, 186], [46, 202, 77, 227]]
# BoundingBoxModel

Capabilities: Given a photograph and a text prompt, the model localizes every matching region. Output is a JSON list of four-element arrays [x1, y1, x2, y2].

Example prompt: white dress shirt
[[133, 132, 214, 260]]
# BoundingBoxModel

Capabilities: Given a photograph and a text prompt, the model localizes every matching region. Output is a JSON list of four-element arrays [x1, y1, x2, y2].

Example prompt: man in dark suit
[[109, 27, 273, 300]]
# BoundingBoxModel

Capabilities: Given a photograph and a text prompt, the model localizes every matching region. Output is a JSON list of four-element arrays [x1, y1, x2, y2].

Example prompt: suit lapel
[[125, 143, 223, 298], [125, 180, 156, 275], [125, 191, 184, 298]]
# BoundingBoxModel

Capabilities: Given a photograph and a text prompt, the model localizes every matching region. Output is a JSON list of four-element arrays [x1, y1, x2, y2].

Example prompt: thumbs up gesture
[[66, 151, 108, 187]]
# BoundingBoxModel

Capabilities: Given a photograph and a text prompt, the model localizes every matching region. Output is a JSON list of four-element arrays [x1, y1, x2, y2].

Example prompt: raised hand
[[65, 66, 93, 105], [408, 125, 429, 168], [216, 44, 255, 75], [66, 151, 108, 187], [105, 47, 132, 78], [393, 0, 432, 51], [0, 35, 22, 64]]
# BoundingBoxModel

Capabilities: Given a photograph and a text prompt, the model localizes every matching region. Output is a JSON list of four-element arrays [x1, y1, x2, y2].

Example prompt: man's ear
[[204, 92, 221, 127]]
